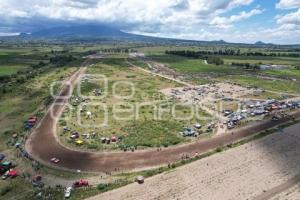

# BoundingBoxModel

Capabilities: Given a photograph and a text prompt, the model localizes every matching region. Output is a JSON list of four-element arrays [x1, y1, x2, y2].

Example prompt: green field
[[59, 58, 210, 151], [218, 75, 300, 94], [0, 65, 26, 76], [149, 54, 242, 74], [0, 65, 77, 200], [223, 55, 300, 66], [264, 69, 300, 79]]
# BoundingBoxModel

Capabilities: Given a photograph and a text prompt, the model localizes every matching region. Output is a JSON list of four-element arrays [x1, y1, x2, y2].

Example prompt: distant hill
[[212, 40, 227, 44], [29, 25, 132, 38], [255, 41, 265, 45], [254, 41, 275, 46]]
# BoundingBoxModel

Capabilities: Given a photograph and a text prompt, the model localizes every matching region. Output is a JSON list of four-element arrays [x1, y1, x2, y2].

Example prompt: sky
[[0, 0, 299, 44]]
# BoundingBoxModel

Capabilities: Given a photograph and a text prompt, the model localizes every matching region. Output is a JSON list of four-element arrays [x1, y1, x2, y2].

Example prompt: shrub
[[97, 183, 109, 191], [87, 143, 98, 150], [0, 186, 12, 196], [216, 147, 223, 152]]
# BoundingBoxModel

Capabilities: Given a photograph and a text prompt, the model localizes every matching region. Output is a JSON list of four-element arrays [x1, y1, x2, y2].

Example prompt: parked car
[[1, 161, 12, 170], [223, 110, 233, 116], [73, 179, 89, 188], [182, 128, 197, 137], [70, 132, 80, 140], [272, 116, 280, 121], [1, 170, 10, 180], [64, 187, 73, 198], [227, 123, 235, 129], [136, 176, 145, 184], [194, 124, 202, 129]]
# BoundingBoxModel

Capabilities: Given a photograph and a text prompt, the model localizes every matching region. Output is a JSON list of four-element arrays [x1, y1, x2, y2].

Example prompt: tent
[[75, 140, 84, 145], [86, 111, 92, 118], [8, 170, 18, 178], [111, 136, 118, 142], [28, 116, 38, 124]]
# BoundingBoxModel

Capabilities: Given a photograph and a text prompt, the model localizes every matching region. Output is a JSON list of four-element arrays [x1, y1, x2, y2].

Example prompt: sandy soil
[[160, 82, 258, 120], [269, 183, 300, 200], [86, 123, 300, 200]]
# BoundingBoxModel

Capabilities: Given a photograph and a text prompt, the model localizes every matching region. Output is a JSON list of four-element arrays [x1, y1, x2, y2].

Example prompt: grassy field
[[263, 69, 300, 79], [59, 58, 210, 151], [0, 46, 50, 76], [149, 54, 242, 74], [218, 75, 300, 94], [241, 90, 287, 100], [147, 52, 300, 92], [223, 55, 300, 66], [0, 63, 78, 200], [0, 65, 26, 76]]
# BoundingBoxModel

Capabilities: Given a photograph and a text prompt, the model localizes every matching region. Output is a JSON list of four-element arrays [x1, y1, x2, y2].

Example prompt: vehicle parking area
[[161, 82, 259, 112], [161, 82, 300, 135]]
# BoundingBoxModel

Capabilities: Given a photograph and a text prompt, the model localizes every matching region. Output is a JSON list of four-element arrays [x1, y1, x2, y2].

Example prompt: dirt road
[[86, 124, 300, 200], [127, 60, 193, 87], [25, 65, 300, 172]]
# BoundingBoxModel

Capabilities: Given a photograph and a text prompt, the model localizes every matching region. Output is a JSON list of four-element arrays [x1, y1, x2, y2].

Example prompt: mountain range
[[2, 25, 298, 46]]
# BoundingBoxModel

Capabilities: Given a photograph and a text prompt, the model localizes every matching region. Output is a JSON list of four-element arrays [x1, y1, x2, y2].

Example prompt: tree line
[[165, 50, 224, 65], [0, 53, 77, 95], [165, 49, 300, 57], [231, 62, 260, 71]]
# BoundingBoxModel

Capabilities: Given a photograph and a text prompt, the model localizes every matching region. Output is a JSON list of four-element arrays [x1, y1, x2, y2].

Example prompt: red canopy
[[111, 136, 118, 142], [8, 170, 18, 177]]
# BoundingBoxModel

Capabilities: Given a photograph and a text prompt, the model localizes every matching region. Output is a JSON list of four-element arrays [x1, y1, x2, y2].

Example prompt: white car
[[50, 157, 60, 164], [194, 124, 202, 129], [1, 170, 10, 180], [64, 187, 73, 198]]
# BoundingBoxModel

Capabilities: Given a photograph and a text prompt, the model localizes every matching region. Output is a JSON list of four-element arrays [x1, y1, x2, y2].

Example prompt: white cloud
[[0, 0, 299, 44], [276, 0, 300, 9], [0, 32, 19, 36], [210, 8, 263, 28], [0, 0, 255, 24], [276, 8, 300, 25]]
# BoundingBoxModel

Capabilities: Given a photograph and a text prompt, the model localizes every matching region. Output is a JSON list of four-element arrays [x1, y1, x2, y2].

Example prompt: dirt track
[[25, 67, 300, 172]]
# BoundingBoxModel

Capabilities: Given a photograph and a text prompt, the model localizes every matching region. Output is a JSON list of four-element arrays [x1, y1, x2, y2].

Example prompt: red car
[[73, 179, 89, 188]]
